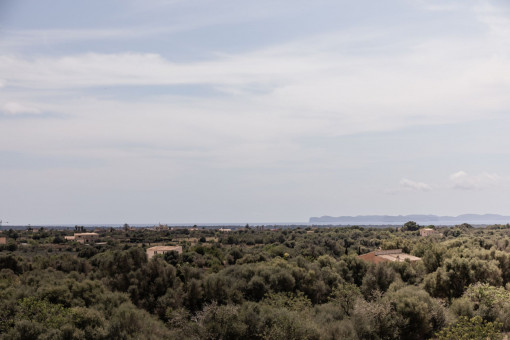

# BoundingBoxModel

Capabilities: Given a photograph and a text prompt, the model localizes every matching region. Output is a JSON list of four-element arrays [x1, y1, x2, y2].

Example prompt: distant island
[[309, 214, 510, 225]]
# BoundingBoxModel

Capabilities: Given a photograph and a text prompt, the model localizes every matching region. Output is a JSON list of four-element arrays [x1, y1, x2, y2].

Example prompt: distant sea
[[3, 219, 509, 230], [1, 222, 310, 230]]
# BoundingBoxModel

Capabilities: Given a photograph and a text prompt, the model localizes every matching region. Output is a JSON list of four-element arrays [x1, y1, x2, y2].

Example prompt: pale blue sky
[[1, 0, 510, 224]]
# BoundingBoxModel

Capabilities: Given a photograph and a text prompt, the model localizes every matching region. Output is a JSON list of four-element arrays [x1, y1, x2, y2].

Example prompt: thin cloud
[[399, 178, 432, 192], [474, 1, 510, 38], [385, 178, 432, 194], [413, 0, 463, 12], [2, 102, 41, 115], [449, 170, 501, 190], [387, 171, 506, 194], [0, 26, 190, 50]]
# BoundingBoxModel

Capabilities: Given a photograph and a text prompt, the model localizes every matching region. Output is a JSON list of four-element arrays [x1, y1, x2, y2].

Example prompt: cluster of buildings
[[2, 224, 440, 264], [62, 232, 184, 261]]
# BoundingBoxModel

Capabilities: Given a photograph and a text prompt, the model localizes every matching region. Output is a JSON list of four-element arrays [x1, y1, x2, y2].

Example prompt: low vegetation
[[1, 223, 510, 339]]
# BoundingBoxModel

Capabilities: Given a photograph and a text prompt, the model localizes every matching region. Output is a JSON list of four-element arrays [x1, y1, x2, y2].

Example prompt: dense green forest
[[1, 223, 510, 339]]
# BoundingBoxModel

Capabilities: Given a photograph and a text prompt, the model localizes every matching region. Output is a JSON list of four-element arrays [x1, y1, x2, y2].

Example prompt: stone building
[[146, 245, 183, 260]]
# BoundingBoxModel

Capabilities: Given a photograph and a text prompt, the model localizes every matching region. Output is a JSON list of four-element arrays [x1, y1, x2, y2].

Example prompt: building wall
[[74, 233, 99, 244], [420, 229, 435, 236], [146, 246, 183, 259]]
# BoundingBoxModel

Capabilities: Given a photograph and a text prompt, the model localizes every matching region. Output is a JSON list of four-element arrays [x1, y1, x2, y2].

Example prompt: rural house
[[419, 228, 436, 237], [358, 249, 421, 264], [146, 245, 183, 259], [66, 232, 99, 244]]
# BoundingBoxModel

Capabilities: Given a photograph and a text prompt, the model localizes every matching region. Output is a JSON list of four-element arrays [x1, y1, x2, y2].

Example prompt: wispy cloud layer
[[1, 0, 510, 223]]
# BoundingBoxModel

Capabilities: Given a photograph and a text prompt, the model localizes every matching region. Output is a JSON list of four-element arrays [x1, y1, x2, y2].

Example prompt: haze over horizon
[[1, 0, 510, 225]]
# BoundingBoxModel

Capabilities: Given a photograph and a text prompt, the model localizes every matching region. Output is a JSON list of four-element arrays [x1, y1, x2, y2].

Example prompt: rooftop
[[359, 249, 421, 263], [147, 246, 181, 251]]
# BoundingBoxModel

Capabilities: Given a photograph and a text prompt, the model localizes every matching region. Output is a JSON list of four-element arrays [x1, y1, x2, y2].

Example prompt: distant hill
[[309, 214, 510, 225]]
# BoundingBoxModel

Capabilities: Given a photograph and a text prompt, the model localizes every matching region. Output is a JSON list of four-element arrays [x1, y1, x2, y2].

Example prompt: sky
[[1, 0, 510, 225]]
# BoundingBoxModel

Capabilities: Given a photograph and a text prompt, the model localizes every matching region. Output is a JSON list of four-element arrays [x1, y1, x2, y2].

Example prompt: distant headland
[[309, 214, 510, 225]]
